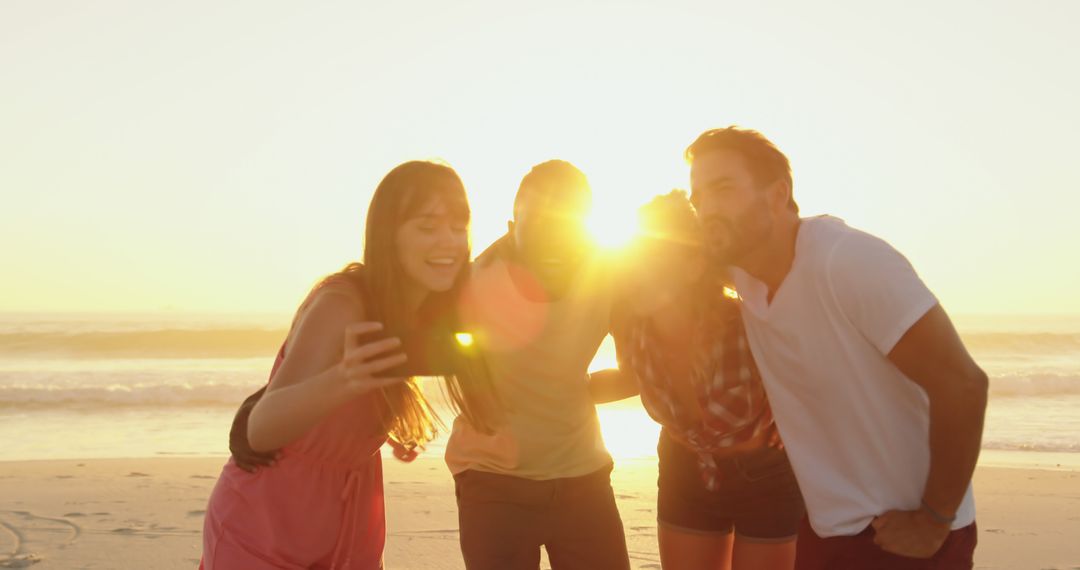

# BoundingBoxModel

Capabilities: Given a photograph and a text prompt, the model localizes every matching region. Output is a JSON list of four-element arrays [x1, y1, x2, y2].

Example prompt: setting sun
[[586, 207, 641, 251]]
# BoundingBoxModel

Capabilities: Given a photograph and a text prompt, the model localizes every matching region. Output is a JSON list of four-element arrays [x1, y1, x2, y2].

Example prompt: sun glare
[[454, 332, 475, 347], [597, 405, 661, 460], [586, 210, 640, 251]]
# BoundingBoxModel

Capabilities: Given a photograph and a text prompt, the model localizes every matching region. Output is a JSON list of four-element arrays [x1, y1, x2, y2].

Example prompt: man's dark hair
[[514, 160, 591, 216], [685, 127, 798, 213]]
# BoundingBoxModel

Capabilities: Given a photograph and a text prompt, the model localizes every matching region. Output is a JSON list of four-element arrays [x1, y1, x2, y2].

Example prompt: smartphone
[[355, 328, 473, 378]]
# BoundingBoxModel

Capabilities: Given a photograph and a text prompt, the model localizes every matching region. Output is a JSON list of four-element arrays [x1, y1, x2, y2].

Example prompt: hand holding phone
[[339, 322, 410, 395], [352, 322, 473, 378]]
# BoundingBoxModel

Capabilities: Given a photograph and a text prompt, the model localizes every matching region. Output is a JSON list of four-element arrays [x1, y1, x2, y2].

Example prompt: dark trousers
[[454, 465, 631, 570], [795, 517, 977, 570]]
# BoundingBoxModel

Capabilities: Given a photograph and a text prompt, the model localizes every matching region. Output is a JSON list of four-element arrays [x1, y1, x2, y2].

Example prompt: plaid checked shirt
[[617, 283, 774, 491]]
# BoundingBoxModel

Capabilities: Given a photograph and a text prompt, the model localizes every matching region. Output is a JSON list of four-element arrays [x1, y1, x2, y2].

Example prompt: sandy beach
[[0, 455, 1076, 570]]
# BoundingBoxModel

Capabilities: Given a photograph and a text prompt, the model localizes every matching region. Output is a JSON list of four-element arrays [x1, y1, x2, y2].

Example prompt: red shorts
[[795, 517, 976, 570]]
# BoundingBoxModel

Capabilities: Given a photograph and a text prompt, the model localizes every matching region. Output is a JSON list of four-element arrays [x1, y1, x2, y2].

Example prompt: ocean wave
[[989, 373, 1080, 397], [1, 372, 1077, 411], [962, 332, 1080, 355], [0, 329, 286, 359], [0, 382, 260, 408], [981, 440, 1080, 453], [1, 326, 1077, 360]]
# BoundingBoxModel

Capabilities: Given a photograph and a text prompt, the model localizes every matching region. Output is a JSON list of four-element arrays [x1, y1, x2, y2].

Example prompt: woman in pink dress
[[200, 161, 499, 569]]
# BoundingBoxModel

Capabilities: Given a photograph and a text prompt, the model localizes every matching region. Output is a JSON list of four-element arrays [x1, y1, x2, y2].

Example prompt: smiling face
[[396, 196, 470, 293]]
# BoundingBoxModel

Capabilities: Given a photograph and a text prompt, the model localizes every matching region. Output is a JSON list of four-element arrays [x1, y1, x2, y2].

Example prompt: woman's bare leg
[[658, 525, 734, 570], [731, 536, 796, 570]]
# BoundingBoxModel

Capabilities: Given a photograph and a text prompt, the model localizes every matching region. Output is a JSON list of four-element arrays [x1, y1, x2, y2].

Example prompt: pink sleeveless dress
[[201, 345, 389, 569]]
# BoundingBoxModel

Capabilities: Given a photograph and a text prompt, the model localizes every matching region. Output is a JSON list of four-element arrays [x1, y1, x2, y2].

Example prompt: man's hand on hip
[[871, 508, 951, 559]]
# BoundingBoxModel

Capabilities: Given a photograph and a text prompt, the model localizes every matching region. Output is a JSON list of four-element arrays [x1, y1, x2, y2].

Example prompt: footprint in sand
[[126, 472, 150, 478], [189, 475, 215, 479], [187, 510, 206, 518]]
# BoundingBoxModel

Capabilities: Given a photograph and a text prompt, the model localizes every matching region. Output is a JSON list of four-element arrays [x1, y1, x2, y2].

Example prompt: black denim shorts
[[454, 465, 631, 570], [656, 429, 805, 541]]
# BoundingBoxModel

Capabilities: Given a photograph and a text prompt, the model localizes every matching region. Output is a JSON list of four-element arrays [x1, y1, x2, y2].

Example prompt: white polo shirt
[[731, 215, 976, 537]]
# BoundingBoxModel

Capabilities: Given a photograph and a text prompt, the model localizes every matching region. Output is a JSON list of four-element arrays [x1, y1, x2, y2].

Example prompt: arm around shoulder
[[588, 302, 641, 404]]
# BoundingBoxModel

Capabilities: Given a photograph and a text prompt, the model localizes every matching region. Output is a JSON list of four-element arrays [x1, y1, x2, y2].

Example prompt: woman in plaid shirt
[[608, 190, 805, 570]]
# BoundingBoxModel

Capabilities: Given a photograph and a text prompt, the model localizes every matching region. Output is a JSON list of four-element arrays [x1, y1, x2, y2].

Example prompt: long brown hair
[[326, 161, 500, 447]]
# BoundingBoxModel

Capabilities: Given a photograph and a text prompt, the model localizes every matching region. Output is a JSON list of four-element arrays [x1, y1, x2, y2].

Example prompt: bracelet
[[920, 499, 956, 526]]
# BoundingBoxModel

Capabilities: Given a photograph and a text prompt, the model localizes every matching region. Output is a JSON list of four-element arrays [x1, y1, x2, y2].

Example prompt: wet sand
[[1, 455, 1077, 569]]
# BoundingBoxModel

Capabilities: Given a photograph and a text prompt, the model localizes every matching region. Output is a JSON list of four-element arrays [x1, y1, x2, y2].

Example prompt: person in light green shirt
[[447, 160, 637, 570]]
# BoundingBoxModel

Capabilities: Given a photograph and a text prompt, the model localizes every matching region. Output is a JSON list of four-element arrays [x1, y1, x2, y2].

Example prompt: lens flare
[[586, 210, 640, 251], [454, 332, 475, 347]]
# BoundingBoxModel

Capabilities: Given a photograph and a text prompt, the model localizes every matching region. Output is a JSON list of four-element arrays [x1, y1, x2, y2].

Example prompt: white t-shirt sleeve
[[825, 231, 938, 355]]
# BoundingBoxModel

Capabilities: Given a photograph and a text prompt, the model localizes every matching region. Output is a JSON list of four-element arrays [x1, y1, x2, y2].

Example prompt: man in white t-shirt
[[685, 126, 988, 569]]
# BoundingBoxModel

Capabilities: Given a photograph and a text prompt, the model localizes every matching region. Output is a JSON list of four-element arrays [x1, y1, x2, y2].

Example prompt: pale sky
[[2, 0, 1078, 315]]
